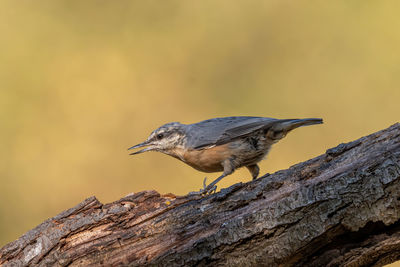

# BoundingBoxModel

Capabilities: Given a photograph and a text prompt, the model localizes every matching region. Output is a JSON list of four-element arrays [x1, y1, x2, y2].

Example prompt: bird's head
[[128, 122, 186, 155]]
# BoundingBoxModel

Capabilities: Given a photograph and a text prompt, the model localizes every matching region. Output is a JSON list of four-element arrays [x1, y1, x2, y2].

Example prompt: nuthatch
[[129, 116, 323, 194]]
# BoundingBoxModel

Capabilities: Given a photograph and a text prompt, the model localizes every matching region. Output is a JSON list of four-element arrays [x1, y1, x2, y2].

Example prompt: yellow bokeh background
[[1, 1, 400, 248]]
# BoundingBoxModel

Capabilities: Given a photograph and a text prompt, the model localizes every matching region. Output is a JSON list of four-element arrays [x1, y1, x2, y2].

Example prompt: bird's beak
[[128, 141, 154, 155]]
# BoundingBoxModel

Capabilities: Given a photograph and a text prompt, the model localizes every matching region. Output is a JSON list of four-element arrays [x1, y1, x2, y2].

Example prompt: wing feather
[[185, 117, 279, 149]]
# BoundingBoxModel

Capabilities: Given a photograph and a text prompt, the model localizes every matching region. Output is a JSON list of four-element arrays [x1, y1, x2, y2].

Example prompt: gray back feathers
[[184, 116, 279, 149], [182, 116, 322, 149]]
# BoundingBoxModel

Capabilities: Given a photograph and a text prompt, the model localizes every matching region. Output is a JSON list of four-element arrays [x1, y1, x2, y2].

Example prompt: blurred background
[[1, 1, 399, 247]]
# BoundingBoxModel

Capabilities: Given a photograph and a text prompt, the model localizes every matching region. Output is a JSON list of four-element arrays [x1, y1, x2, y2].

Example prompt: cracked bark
[[1, 123, 400, 267]]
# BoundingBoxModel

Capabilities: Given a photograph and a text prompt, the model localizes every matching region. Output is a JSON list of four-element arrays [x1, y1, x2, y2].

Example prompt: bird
[[128, 116, 323, 194]]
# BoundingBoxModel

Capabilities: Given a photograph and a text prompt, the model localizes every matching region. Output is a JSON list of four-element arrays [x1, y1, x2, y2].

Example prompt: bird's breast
[[181, 144, 233, 173], [167, 137, 274, 173]]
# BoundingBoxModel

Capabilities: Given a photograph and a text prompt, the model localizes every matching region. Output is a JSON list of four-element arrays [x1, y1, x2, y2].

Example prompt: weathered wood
[[1, 124, 400, 267]]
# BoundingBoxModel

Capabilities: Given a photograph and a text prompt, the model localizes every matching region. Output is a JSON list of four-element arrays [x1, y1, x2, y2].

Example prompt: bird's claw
[[201, 177, 217, 194], [206, 185, 217, 194], [188, 177, 217, 196], [188, 190, 203, 196]]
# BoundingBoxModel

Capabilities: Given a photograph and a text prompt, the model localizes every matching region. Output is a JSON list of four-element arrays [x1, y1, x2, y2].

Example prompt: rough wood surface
[[1, 124, 400, 267]]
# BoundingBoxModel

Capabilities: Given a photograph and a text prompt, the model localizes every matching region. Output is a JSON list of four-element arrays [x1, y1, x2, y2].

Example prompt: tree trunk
[[1, 124, 400, 267]]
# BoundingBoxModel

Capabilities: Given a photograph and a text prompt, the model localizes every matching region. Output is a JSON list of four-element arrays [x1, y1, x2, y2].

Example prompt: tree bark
[[1, 124, 400, 267]]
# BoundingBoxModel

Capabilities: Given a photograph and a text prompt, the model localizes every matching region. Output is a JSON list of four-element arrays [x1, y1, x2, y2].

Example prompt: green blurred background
[[1, 1, 399, 247]]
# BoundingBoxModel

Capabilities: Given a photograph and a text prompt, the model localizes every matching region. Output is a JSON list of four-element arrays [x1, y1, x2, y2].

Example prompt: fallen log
[[1, 123, 400, 266]]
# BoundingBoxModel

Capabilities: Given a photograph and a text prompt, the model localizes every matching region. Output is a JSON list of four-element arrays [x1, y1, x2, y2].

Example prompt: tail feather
[[273, 118, 323, 132]]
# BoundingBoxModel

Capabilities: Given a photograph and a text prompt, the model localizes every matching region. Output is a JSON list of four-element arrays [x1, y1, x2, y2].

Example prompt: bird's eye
[[157, 133, 164, 140]]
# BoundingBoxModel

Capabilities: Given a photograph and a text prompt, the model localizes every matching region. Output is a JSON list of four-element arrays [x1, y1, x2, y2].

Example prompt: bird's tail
[[273, 118, 323, 132]]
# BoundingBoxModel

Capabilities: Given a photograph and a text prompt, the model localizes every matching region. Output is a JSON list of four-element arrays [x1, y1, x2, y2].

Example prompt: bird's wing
[[185, 117, 279, 149]]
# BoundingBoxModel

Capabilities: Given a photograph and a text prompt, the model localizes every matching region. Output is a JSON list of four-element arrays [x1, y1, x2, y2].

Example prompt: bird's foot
[[201, 177, 217, 194], [187, 177, 217, 196]]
